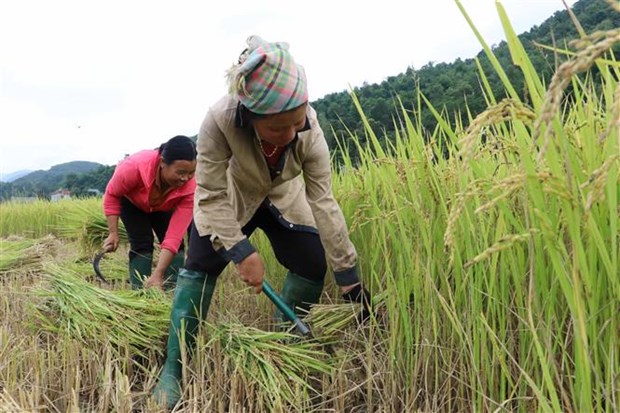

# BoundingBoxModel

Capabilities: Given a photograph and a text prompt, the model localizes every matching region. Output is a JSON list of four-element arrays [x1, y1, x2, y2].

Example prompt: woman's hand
[[102, 233, 120, 252], [145, 271, 165, 291], [147, 250, 175, 291], [236, 252, 264, 293]]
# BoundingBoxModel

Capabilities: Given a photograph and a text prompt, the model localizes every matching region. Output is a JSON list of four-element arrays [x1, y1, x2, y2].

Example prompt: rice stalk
[[534, 27, 620, 161], [59, 254, 128, 283], [0, 235, 57, 275], [0, 200, 67, 238], [55, 202, 127, 255], [307, 303, 361, 338], [464, 229, 539, 269], [458, 98, 535, 163], [602, 82, 620, 141], [0, 389, 38, 412], [579, 154, 619, 215], [206, 321, 335, 411], [443, 182, 485, 251], [28, 263, 170, 358]]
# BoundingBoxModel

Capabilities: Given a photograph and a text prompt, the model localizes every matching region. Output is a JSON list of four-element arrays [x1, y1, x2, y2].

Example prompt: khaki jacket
[[194, 95, 358, 282]]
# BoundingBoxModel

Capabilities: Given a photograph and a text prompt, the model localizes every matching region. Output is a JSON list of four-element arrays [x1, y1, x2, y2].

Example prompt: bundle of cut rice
[[307, 303, 361, 337], [0, 235, 57, 276], [56, 203, 127, 255], [207, 320, 335, 411], [29, 263, 170, 358]]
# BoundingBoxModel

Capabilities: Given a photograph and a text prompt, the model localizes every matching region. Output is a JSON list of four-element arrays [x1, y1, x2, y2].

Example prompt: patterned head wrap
[[226, 36, 308, 115]]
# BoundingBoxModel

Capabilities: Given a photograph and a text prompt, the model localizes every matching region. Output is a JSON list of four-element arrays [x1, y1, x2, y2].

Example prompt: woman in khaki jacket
[[153, 35, 371, 408]]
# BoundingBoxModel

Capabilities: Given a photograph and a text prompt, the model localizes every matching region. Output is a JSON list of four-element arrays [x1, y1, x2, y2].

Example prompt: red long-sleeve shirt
[[103, 149, 196, 254]]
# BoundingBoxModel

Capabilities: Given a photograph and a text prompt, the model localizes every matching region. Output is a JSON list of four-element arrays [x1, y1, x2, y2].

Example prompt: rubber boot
[[162, 251, 184, 290], [152, 269, 217, 409], [128, 253, 152, 289], [274, 271, 324, 323]]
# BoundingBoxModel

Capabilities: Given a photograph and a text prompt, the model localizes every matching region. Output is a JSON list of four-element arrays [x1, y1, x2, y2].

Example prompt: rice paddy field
[[1, 6, 619, 413]]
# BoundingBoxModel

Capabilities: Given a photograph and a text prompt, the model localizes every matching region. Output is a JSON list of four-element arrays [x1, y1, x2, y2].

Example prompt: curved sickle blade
[[92, 251, 109, 283]]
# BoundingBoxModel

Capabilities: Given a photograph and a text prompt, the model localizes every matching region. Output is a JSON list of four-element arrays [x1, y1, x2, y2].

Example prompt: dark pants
[[185, 206, 327, 282], [120, 197, 186, 259]]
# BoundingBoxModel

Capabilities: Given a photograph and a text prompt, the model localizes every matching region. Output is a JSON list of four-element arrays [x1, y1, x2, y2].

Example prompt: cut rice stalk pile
[[29, 263, 170, 358], [0, 235, 57, 275], [56, 203, 127, 255], [306, 303, 360, 338], [206, 321, 335, 411]]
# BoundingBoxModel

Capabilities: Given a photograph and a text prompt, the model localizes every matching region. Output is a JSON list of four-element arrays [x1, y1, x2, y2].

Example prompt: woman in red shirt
[[102, 135, 197, 290]]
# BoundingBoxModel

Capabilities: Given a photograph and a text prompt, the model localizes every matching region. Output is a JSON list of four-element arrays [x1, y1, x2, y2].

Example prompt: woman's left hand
[[145, 273, 165, 290]]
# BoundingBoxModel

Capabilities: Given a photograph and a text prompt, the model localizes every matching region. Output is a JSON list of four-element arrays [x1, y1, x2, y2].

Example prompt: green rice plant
[[0, 235, 57, 275], [1, 4, 618, 412], [28, 262, 170, 359], [0, 237, 38, 273], [328, 6, 619, 410], [0, 200, 68, 237], [0, 198, 126, 252]]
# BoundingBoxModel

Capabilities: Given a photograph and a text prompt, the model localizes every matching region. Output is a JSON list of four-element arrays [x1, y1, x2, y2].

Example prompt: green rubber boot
[[274, 271, 324, 323], [128, 253, 152, 289], [162, 251, 185, 290], [152, 269, 216, 409]]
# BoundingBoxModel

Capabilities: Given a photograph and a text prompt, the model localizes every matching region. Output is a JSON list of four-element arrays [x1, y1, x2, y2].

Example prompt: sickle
[[92, 251, 109, 283]]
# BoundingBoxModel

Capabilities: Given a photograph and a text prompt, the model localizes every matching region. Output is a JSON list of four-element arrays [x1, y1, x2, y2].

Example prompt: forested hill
[[2, 161, 107, 200], [311, 0, 620, 157]]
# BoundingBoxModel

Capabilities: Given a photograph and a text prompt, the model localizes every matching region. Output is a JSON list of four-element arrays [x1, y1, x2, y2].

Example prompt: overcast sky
[[1, 0, 577, 175]]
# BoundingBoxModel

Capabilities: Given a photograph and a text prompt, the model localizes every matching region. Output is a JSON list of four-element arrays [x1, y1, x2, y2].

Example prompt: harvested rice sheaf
[[29, 263, 170, 358], [307, 303, 360, 337], [56, 203, 127, 255], [0, 235, 57, 275], [28, 261, 343, 410], [206, 321, 336, 411]]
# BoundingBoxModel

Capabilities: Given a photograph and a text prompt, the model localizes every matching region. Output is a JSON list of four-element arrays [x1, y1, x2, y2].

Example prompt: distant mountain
[[5, 161, 104, 198], [0, 169, 32, 183], [13, 161, 103, 184]]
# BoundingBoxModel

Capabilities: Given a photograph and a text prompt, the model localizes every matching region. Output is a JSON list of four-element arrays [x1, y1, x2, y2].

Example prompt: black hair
[[158, 135, 197, 164], [239, 102, 307, 123]]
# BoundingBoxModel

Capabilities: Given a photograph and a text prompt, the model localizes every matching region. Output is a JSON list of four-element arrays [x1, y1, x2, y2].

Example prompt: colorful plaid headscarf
[[226, 36, 308, 115]]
